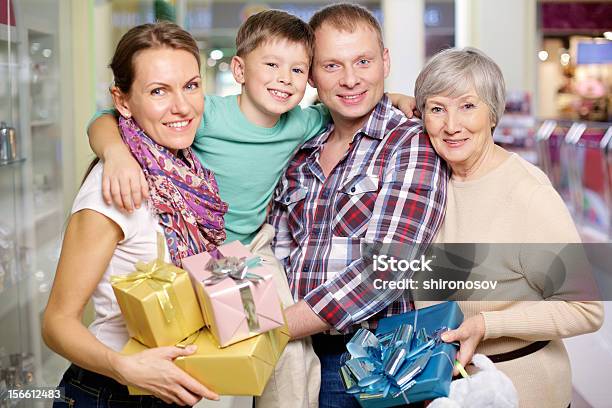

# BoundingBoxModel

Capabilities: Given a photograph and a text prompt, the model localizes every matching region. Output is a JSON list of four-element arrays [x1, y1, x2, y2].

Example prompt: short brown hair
[[309, 3, 384, 51], [236, 10, 314, 59], [110, 21, 200, 93]]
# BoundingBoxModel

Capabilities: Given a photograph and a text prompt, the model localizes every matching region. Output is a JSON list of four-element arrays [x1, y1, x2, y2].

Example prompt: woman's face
[[116, 47, 203, 153], [423, 87, 495, 170]]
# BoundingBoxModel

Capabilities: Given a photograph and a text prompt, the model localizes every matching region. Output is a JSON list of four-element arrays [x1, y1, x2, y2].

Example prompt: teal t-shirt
[[198, 95, 329, 243], [93, 94, 329, 243]]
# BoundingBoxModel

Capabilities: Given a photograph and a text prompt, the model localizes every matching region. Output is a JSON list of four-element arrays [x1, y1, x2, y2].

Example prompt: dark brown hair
[[236, 10, 314, 60], [110, 20, 201, 93], [83, 22, 201, 184], [309, 3, 383, 51]]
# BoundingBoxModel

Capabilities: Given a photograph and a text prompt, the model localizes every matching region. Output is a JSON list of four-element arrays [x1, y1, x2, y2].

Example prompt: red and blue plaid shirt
[[269, 95, 447, 332]]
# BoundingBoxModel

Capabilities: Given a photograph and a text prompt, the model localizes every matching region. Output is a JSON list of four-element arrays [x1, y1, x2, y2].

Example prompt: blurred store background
[[0, 0, 610, 407]]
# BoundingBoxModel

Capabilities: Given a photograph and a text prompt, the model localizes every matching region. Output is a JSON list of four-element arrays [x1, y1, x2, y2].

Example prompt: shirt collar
[[300, 93, 403, 151]]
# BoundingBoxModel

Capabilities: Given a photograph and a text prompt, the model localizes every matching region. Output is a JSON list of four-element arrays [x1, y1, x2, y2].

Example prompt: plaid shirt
[[269, 95, 447, 332]]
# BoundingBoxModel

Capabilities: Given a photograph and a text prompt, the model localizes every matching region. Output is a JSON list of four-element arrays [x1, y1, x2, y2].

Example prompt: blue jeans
[[53, 365, 185, 408], [317, 349, 361, 408], [314, 335, 423, 408]]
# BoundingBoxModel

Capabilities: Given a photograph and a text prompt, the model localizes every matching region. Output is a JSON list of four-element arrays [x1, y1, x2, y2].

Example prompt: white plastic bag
[[428, 354, 518, 408]]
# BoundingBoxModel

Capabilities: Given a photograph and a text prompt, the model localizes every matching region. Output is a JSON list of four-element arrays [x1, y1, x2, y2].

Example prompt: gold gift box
[[123, 325, 290, 396], [111, 246, 205, 348]]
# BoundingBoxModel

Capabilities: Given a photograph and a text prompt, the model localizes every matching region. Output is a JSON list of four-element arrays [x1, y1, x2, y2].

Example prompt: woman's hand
[[111, 345, 219, 405], [441, 314, 486, 376], [102, 144, 149, 212]]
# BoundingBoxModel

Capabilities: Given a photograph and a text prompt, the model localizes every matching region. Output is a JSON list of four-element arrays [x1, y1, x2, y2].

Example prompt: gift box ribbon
[[203, 249, 265, 333], [175, 327, 283, 360], [111, 233, 187, 331], [340, 311, 455, 405]]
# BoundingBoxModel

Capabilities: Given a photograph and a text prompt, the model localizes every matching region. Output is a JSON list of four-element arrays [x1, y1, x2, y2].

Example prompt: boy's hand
[[102, 144, 149, 212], [388, 93, 420, 119]]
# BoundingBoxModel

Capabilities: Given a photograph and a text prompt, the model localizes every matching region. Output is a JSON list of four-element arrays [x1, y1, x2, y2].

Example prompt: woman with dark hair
[[42, 21, 225, 407]]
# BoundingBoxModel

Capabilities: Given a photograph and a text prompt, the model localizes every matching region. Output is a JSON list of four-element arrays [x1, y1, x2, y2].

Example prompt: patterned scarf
[[118, 116, 227, 266]]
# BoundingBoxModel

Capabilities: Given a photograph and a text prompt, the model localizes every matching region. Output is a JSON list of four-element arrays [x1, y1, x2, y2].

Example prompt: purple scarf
[[118, 116, 227, 266]]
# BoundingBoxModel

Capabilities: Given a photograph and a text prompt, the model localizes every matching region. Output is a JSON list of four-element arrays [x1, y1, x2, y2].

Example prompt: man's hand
[[102, 143, 149, 212], [388, 93, 420, 118], [441, 314, 485, 375]]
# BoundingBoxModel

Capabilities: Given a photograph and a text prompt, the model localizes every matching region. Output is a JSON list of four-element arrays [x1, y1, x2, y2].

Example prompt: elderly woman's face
[[423, 87, 494, 169], [118, 47, 203, 153]]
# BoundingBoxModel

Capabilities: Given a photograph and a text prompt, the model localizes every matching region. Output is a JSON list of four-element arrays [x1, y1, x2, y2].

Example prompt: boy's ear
[[110, 86, 132, 118], [308, 75, 316, 89], [231, 56, 246, 85]]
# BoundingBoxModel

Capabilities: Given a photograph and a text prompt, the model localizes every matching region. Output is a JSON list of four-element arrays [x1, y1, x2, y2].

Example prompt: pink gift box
[[182, 241, 285, 347]]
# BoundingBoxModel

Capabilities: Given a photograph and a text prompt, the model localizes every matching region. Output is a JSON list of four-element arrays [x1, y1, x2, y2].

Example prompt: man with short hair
[[269, 4, 447, 406]]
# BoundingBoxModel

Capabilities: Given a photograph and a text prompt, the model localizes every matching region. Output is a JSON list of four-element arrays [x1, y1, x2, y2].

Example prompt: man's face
[[310, 22, 389, 131]]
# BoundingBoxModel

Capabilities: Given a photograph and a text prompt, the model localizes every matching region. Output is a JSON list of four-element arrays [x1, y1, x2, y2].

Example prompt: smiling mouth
[[268, 89, 292, 100], [337, 91, 366, 102], [443, 138, 469, 146], [164, 119, 192, 130]]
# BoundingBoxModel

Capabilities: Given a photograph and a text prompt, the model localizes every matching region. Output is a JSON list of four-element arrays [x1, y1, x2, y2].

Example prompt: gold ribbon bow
[[111, 234, 184, 326]]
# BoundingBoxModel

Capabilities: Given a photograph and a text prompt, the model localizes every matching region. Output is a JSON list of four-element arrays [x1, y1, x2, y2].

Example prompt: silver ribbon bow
[[203, 255, 264, 332], [203, 256, 264, 286]]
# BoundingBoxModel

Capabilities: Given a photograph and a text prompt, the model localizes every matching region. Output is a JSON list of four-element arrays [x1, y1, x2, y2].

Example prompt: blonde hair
[[309, 3, 383, 52], [415, 47, 506, 125]]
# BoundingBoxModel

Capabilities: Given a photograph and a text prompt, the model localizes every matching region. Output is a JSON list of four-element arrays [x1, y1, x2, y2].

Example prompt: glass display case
[[0, 0, 71, 405]]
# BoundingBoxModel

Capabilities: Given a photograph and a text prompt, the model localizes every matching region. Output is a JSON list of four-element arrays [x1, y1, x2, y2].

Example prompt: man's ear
[[231, 56, 246, 84], [382, 47, 390, 78], [110, 86, 132, 118]]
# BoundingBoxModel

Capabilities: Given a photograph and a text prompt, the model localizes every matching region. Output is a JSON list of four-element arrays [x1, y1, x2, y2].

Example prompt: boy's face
[[232, 38, 310, 124]]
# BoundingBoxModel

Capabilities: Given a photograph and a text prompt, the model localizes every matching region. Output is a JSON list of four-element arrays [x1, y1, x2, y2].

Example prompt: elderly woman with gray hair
[[413, 47, 603, 408]]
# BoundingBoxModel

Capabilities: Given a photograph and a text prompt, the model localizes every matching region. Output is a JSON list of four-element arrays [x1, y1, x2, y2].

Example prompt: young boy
[[88, 10, 416, 407]]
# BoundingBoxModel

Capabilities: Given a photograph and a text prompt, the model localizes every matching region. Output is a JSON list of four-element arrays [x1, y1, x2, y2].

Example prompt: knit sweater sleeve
[[482, 184, 604, 341]]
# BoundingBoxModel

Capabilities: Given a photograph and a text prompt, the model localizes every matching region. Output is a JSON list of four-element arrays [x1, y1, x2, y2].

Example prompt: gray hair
[[415, 47, 506, 126]]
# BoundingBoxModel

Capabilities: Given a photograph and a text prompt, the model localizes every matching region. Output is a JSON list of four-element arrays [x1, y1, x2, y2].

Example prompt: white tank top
[[71, 162, 170, 351]]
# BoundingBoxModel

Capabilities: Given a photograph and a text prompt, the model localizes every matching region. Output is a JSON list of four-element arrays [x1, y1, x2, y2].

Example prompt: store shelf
[[31, 120, 54, 127], [34, 206, 61, 224], [34, 190, 62, 224], [0, 23, 19, 43], [0, 158, 25, 169]]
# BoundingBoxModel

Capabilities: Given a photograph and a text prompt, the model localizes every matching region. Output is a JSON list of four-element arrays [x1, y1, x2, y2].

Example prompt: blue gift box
[[353, 302, 464, 407]]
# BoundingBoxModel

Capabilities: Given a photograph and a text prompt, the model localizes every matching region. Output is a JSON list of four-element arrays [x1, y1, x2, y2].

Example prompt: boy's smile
[[232, 38, 310, 127]]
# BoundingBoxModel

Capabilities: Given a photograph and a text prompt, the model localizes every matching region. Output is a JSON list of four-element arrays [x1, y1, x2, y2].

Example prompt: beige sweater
[[416, 153, 603, 408]]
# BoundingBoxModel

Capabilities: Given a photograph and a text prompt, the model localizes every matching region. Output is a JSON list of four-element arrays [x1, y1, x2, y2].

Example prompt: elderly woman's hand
[[441, 314, 486, 375]]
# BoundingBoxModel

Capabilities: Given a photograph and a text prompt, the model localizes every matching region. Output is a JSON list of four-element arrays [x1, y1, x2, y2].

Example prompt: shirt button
[[302, 265, 309, 272], [350, 187, 356, 193], [285, 197, 290, 203]]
